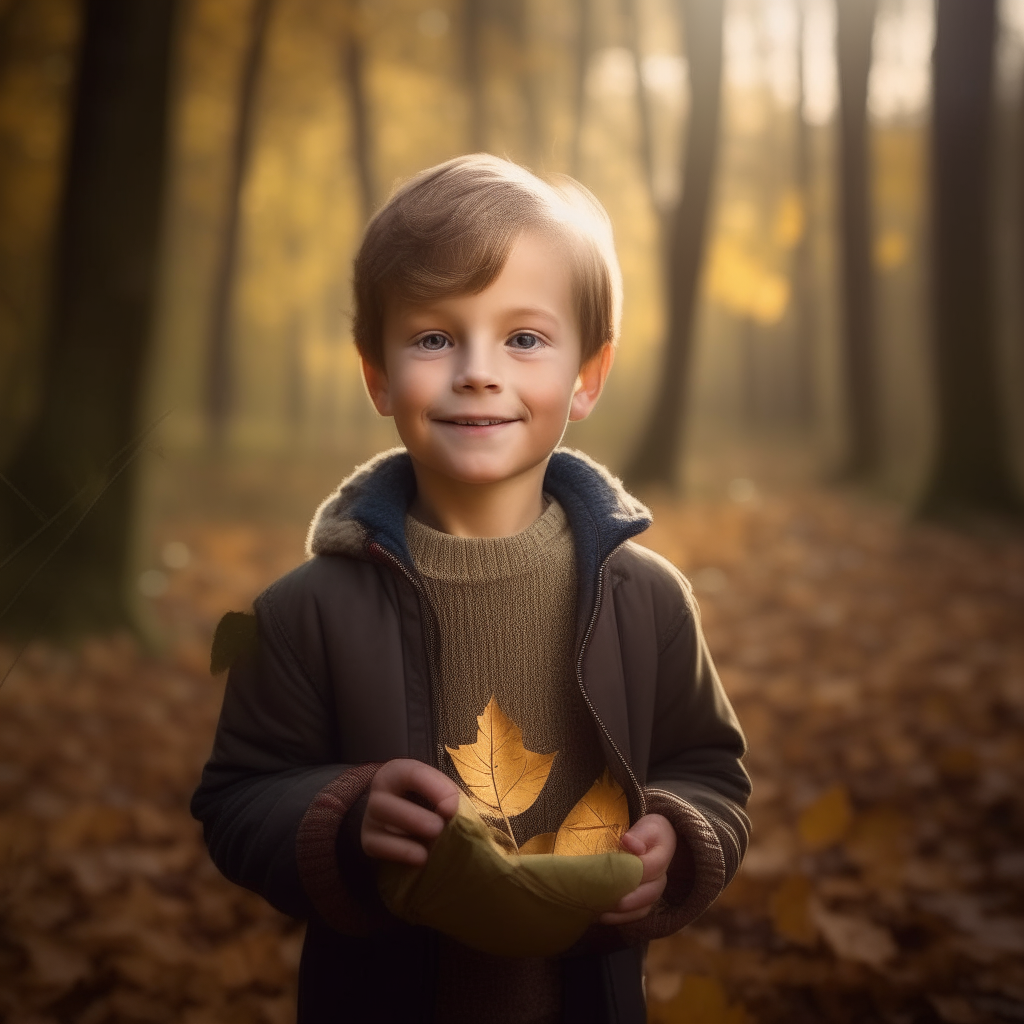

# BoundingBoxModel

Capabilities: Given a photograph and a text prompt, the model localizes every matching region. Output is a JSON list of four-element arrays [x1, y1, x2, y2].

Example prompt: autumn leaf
[[520, 832, 556, 855], [798, 784, 853, 851], [445, 696, 556, 842], [769, 875, 817, 946], [553, 769, 629, 856]]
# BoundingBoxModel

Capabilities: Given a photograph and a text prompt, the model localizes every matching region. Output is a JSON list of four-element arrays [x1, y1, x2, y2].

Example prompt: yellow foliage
[[552, 769, 630, 856], [874, 229, 909, 270], [773, 190, 805, 248], [705, 237, 790, 325], [446, 696, 556, 828], [798, 784, 853, 851]]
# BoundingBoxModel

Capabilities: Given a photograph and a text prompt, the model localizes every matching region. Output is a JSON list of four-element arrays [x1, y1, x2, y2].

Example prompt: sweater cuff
[[618, 788, 727, 943], [295, 762, 386, 933]]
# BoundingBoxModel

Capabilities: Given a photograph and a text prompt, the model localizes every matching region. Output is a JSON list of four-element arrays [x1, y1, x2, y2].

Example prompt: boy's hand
[[361, 759, 462, 866], [598, 813, 677, 925]]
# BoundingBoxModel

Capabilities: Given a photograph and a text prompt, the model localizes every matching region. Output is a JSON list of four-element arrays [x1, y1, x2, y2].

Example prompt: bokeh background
[[1, 1, 1023, 1022]]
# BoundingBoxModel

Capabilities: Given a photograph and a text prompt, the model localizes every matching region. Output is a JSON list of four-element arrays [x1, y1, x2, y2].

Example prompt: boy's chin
[[410, 450, 554, 488]]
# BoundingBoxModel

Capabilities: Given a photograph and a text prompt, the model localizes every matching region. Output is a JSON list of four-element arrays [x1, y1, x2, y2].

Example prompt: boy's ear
[[569, 343, 615, 423], [361, 355, 393, 416]]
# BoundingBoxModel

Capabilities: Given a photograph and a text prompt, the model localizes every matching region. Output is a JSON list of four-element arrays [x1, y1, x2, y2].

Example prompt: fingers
[[621, 813, 676, 882], [372, 759, 462, 818], [362, 759, 463, 865], [597, 874, 667, 925], [361, 830, 430, 866], [366, 791, 447, 841]]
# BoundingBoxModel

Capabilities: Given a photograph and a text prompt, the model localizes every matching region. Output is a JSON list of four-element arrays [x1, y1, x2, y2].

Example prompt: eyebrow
[[501, 307, 560, 326]]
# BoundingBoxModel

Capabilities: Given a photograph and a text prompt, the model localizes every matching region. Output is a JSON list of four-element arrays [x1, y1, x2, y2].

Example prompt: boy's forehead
[[383, 234, 574, 326]]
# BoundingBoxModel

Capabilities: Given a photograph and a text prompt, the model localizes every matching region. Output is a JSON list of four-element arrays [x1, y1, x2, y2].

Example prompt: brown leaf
[[798, 784, 852, 851], [445, 696, 556, 820], [768, 875, 817, 946], [648, 975, 751, 1024], [810, 900, 897, 968], [553, 769, 629, 856]]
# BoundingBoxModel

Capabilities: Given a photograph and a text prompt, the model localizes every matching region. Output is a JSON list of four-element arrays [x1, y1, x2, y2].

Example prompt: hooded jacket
[[191, 448, 750, 1024]]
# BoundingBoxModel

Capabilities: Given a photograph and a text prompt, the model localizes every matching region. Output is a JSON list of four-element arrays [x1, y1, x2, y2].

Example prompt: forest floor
[[1, 487, 1023, 1023]]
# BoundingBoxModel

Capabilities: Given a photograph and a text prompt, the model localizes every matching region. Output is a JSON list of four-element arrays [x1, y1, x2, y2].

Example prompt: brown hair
[[353, 154, 622, 369]]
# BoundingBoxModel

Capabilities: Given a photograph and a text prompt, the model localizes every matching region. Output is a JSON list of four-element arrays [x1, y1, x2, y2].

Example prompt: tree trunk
[[0, 0, 177, 636], [463, 0, 485, 152], [622, 0, 724, 491], [512, 0, 541, 167], [918, 0, 1022, 518], [569, 0, 590, 179], [835, 0, 878, 477], [205, 0, 272, 449], [623, 0, 656, 211], [341, 0, 375, 222], [791, 0, 815, 429]]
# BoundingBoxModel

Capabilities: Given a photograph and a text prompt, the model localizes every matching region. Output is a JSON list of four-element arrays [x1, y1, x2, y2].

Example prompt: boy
[[192, 155, 749, 1024]]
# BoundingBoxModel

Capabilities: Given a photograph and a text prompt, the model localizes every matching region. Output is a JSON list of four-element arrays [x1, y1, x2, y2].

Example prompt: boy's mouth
[[435, 417, 519, 426]]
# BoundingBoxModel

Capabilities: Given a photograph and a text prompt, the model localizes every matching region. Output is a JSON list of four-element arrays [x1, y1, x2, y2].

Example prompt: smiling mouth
[[437, 418, 518, 426]]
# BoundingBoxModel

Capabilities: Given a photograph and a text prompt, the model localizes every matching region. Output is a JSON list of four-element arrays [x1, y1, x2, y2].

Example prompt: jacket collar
[[305, 447, 652, 620]]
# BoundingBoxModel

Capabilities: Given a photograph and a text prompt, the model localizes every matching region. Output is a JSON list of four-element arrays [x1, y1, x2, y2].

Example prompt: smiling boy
[[192, 155, 749, 1024]]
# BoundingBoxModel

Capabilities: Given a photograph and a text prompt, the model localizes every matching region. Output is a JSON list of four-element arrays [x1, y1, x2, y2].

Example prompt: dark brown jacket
[[191, 449, 750, 1024]]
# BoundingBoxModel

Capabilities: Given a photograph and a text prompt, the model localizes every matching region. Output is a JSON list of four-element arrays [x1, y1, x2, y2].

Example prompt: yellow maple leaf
[[445, 696, 556, 846], [553, 769, 629, 856]]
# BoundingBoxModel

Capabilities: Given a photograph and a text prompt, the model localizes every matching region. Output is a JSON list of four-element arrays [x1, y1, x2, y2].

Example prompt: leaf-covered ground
[[1, 490, 1022, 1023]]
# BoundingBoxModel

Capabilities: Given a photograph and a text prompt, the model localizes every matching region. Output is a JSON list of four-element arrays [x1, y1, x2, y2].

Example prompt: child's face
[[364, 231, 611, 489]]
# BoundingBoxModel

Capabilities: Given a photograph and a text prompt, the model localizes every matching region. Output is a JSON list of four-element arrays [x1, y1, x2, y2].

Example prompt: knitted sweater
[[406, 498, 607, 1024]]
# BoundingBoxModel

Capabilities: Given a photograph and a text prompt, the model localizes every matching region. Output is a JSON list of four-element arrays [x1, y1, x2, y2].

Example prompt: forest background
[[1, 0, 1023, 1022]]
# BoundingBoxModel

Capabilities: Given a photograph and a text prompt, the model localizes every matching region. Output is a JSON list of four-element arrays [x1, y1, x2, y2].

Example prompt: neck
[[409, 459, 548, 538]]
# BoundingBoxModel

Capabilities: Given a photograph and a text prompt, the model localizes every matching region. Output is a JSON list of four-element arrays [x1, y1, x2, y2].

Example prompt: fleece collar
[[306, 447, 652, 610]]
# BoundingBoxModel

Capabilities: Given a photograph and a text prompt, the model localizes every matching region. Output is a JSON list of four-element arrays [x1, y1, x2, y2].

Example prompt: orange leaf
[[798, 784, 852, 851], [445, 696, 556, 819], [553, 769, 629, 856]]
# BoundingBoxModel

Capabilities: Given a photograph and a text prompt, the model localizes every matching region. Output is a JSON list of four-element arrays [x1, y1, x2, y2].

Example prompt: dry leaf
[[445, 696, 556, 823], [810, 900, 897, 968], [769, 875, 817, 946], [553, 769, 629, 856], [520, 832, 556, 855], [798, 784, 853, 851], [648, 975, 750, 1024]]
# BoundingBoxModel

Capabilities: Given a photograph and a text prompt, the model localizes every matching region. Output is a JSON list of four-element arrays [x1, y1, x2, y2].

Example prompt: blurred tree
[[835, 0, 878, 478], [0, 0, 28, 63], [510, 0, 541, 168], [0, 0, 177, 635], [918, 0, 1023, 519], [623, 0, 724, 491], [205, 0, 272, 449], [623, 0, 655, 216], [462, 0, 485, 151], [570, 0, 591, 179], [340, 0, 374, 221], [791, 0, 815, 429]]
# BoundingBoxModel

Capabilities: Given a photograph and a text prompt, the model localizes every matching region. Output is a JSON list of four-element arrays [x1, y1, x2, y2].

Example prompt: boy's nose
[[452, 348, 502, 392]]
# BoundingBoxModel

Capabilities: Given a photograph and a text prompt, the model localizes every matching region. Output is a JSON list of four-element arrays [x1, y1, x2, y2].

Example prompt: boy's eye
[[418, 333, 450, 351], [508, 332, 542, 350]]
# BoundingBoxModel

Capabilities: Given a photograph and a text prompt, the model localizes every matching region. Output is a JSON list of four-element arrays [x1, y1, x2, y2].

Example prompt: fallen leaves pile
[[642, 492, 1024, 1024], [0, 492, 1021, 1022]]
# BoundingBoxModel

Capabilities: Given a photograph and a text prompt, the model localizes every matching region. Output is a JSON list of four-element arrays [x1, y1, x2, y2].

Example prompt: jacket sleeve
[[190, 584, 388, 934], [624, 574, 751, 943]]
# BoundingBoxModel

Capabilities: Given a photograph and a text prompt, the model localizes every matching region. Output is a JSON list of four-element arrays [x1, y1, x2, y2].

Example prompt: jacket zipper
[[576, 548, 647, 819]]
